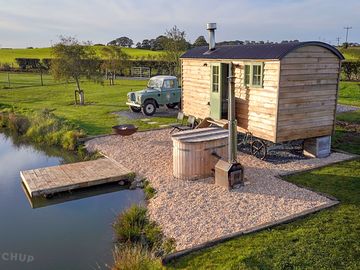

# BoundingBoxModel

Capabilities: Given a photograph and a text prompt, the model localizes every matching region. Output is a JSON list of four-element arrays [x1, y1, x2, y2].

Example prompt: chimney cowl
[[207, 23, 217, 51], [206, 23, 217, 30]]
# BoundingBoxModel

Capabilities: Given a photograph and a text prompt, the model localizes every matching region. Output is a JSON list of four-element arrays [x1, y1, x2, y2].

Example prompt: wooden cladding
[[276, 45, 340, 142], [182, 59, 279, 142], [181, 44, 341, 144]]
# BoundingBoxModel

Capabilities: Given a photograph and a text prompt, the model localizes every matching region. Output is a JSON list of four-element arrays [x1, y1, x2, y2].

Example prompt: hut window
[[244, 65, 251, 85], [244, 63, 263, 87], [252, 64, 262, 86], [212, 65, 219, 92]]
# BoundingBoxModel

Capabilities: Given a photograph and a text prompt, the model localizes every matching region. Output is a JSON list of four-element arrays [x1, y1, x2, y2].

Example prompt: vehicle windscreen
[[147, 78, 163, 88]]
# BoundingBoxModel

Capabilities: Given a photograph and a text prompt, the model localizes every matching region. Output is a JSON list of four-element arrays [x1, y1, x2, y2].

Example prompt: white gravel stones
[[86, 129, 353, 250], [336, 104, 360, 113]]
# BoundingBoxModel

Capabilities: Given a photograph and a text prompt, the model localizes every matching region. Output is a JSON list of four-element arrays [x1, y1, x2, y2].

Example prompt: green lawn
[[0, 73, 358, 137], [333, 111, 360, 155], [0, 46, 163, 65], [0, 73, 176, 135], [338, 81, 360, 107]]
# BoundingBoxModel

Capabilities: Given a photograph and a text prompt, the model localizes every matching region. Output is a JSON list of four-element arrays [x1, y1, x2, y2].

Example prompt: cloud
[[0, 0, 358, 47]]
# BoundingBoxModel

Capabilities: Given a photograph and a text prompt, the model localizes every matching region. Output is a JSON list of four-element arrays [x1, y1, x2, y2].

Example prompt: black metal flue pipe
[[228, 62, 237, 164]]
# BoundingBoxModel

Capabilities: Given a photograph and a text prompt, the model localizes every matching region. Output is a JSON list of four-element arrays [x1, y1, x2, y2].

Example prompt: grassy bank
[[0, 108, 84, 150], [0, 46, 163, 65], [112, 205, 174, 270], [0, 74, 177, 135]]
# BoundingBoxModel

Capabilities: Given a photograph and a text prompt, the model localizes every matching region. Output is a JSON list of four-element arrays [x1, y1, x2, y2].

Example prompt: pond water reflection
[[0, 133, 144, 270]]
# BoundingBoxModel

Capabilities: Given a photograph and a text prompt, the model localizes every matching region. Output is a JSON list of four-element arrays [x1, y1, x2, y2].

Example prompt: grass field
[[338, 81, 360, 107], [1, 46, 358, 67], [0, 73, 358, 136], [338, 46, 360, 61], [0, 46, 163, 65], [0, 73, 176, 135]]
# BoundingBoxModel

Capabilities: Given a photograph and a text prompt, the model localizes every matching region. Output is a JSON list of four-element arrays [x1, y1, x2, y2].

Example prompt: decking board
[[21, 158, 133, 197]]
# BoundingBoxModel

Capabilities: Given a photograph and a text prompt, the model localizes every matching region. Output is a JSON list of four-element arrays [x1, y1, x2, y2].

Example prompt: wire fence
[[0, 71, 152, 90], [0, 72, 61, 89]]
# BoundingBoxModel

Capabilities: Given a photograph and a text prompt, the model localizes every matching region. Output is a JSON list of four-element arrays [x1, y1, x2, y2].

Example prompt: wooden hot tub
[[171, 127, 228, 180]]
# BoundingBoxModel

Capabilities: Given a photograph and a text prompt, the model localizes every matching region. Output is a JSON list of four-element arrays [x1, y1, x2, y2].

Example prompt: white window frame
[[244, 62, 264, 88]]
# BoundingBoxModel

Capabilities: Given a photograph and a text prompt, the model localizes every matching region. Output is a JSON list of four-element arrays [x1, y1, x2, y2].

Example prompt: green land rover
[[126, 75, 181, 116]]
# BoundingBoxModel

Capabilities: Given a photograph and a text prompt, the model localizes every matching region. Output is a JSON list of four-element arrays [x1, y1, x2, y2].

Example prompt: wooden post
[[74, 90, 78, 105], [40, 69, 43, 86]]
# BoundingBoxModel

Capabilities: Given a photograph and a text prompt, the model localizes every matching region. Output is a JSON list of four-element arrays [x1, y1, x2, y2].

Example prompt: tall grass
[[112, 205, 175, 269], [0, 108, 85, 150], [112, 244, 163, 270]]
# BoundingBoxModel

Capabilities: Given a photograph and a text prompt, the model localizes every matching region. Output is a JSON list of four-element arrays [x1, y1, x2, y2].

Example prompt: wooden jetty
[[21, 158, 133, 197]]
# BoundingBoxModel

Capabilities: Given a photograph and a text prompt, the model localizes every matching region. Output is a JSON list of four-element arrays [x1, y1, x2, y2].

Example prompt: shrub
[[112, 244, 163, 270], [1, 63, 12, 71], [342, 61, 360, 81], [41, 58, 52, 70], [0, 113, 9, 127], [114, 205, 149, 244], [15, 58, 41, 70], [7, 113, 30, 134], [61, 130, 82, 150]]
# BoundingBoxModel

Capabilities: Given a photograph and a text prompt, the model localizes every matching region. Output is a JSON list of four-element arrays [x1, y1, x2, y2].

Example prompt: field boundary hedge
[[0, 58, 176, 76]]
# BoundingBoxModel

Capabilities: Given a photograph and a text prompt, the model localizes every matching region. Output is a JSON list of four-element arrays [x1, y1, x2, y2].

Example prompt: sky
[[0, 0, 359, 48]]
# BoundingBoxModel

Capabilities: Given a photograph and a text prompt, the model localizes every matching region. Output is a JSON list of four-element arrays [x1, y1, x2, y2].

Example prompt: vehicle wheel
[[166, 103, 177, 109], [251, 139, 267, 160], [142, 100, 156, 116], [129, 106, 141, 113]]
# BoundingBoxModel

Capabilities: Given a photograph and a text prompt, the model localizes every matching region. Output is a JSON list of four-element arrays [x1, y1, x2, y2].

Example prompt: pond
[[0, 133, 144, 270]]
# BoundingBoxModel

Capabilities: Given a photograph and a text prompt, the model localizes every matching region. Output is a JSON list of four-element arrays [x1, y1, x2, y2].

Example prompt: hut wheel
[[251, 139, 267, 160]]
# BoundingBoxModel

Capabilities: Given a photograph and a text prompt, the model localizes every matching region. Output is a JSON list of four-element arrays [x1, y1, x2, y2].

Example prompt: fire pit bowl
[[112, 124, 138, 136]]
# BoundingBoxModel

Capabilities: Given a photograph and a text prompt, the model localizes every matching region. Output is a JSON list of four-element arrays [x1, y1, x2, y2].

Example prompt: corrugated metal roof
[[181, 41, 344, 60]]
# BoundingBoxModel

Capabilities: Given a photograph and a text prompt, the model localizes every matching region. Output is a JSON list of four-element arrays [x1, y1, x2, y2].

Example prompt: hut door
[[210, 63, 228, 120]]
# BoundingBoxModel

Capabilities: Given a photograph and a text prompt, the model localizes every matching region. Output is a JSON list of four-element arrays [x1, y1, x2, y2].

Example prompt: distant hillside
[[1, 45, 358, 66], [0, 46, 163, 65], [338, 47, 360, 61]]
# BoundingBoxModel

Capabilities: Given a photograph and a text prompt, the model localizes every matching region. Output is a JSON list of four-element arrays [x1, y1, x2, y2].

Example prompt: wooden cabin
[[180, 41, 344, 143]]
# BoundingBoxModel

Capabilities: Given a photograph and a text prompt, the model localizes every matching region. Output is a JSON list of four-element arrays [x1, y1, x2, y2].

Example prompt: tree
[[116, 36, 134, 47], [140, 39, 152, 50], [51, 36, 102, 105], [193, 35, 208, 47], [152, 35, 167, 50], [101, 46, 129, 85], [107, 36, 133, 47], [107, 40, 117, 46], [161, 25, 189, 76]]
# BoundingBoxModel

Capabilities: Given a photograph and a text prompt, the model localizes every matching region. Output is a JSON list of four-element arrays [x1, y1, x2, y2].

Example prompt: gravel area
[[337, 104, 360, 113], [86, 129, 354, 250]]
